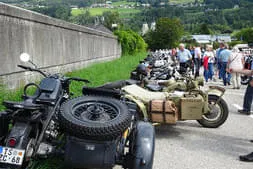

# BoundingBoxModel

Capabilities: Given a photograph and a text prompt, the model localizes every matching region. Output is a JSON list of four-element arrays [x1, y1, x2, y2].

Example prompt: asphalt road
[[115, 78, 253, 169]]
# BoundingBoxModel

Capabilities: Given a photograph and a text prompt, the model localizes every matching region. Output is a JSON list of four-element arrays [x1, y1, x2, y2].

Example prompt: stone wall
[[0, 3, 121, 89]]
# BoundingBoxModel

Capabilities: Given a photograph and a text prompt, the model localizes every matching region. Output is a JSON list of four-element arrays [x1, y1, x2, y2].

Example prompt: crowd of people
[[156, 42, 251, 88], [154, 42, 253, 162]]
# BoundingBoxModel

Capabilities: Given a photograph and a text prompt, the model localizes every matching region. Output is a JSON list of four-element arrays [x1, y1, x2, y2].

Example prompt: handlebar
[[18, 65, 48, 77], [66, 77, 90, 83]]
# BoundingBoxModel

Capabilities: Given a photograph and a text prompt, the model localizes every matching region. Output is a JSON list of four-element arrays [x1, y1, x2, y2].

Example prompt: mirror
[[20, 53, 30, 62]]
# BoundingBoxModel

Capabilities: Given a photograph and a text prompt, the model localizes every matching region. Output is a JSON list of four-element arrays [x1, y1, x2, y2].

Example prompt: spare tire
[[59, 96, 132, 141]]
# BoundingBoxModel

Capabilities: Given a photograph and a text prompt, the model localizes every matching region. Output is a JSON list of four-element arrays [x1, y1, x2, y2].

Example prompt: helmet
[[136, 64, 147, 76]]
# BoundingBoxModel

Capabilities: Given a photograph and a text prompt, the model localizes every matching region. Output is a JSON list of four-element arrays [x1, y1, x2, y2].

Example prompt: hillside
[[1, 0, 252, 34]]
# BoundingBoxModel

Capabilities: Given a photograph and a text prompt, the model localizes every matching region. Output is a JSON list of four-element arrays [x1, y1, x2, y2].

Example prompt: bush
[[114, 29, 147, 55]]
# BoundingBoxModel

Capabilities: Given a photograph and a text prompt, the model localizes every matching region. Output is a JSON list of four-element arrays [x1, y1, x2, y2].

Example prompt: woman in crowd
[[207, 45, 215, 81], [227, 47, 244, 89], [203, 45, 215, 82]]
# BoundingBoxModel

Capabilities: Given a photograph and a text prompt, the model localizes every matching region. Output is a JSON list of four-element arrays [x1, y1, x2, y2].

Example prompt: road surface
[[115, 79, 253, 169]]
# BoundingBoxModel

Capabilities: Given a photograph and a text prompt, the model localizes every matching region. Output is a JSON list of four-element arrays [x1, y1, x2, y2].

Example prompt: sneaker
[[240, 152, 253, 162], [238, 109, 251, 115]]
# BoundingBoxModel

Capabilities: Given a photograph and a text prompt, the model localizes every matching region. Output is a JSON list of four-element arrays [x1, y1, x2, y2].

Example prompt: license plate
[[0, 146, 25, 166]]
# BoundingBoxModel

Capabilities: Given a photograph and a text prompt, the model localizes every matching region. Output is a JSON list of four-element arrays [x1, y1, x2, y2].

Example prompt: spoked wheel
[[73, 101, 119, 123], [197, 95, 229, 128], [59, 96, 132, 141]]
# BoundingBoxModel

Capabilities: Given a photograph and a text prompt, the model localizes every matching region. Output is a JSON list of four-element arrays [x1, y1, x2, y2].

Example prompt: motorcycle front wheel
[[197, 95, 229, 128]]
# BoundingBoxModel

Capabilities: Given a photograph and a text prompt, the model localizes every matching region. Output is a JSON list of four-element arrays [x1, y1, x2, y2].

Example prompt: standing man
[[219, 43, 232, 86], [216, 43, 225, 79], [177, 43, 192, 74], [194, 43, 202, 78], [230, 67, 253, 115], [230, 68, 253, 161]]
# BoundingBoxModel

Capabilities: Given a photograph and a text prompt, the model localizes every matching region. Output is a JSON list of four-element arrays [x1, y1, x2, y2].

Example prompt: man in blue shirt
[[216, 43, 225, 79], [177, 43, 192, 74], [219, 44, 232, 86]]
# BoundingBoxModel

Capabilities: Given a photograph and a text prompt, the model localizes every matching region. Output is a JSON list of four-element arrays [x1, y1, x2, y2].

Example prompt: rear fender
[[207, 86, 226, 97], [0, 111, 10, 141], [6, 122, 32, 149]]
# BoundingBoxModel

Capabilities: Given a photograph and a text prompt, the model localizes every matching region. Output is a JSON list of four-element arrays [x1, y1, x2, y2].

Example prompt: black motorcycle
[[0, 54, 155, 169]]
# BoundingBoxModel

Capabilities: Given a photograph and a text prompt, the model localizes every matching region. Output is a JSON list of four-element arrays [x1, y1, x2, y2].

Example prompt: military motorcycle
[[96, 67, 229, 128], [0, 53, 155, 169]]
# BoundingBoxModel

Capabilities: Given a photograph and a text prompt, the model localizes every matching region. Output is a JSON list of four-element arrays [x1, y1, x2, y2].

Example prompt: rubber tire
[[59, 96, 132, 141], [197, 95, 229, 128], [128, 121, 155, 169]]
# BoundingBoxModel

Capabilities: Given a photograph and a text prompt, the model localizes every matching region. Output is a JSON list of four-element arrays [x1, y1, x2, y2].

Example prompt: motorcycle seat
[[146, 84, 163, 92], [82, 86, 121, 99], [122, 84, 170, 103], [3, 99, 44, 111]]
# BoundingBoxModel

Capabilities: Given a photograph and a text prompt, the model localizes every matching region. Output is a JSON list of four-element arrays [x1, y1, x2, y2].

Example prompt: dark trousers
[[180, 62, 188, 74], [208, 63, 214, 80], [243, 83, 253, 112], [221, 62, 231, 85], [217, 62, 222, 79], [194, 58, 201, 77], [204, 69, 209, 82]]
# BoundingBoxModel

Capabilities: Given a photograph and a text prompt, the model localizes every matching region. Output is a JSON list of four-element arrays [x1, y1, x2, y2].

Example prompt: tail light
[[8, 138, 17, 147]]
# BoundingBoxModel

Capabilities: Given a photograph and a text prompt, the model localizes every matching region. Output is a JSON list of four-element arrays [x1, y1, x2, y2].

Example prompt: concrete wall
[[0, 3, 121, 89]]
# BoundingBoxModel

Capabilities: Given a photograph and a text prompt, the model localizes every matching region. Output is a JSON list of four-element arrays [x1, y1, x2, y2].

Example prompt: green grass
[[0, 52, 146, 110], [67, 52, 146, 95], [170, 0, 204, 4], [112, 1, 136, 7], [71, 7, 141, 19]]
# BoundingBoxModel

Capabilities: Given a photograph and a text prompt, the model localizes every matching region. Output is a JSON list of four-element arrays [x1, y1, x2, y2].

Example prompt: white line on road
[[232, 104, 242, 110]]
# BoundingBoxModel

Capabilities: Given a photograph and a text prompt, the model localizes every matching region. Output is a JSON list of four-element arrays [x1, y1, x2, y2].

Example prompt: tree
[[102, 11, 121, 31], [71, 11, 95, 25], [197, 23, 213, 34], [145, 17, 184, 50], [235, 28, 253, 43], [114, 29, 147, 55]]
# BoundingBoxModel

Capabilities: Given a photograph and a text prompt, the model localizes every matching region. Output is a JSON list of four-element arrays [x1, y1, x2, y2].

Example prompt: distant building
[[141, 3, 151, 7], [160, 2, 166, 6], [150, 22, 156, 31], [106, 1, 112, 5], [142, 23, 149, 35], [191, 34, 231, 44], [234, 5, 239, 9]]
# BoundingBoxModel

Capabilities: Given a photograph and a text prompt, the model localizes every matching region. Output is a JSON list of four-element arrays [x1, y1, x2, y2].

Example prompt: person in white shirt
[[194, 44, 202, 78], [227, 47, 244, 89], [177, 43, 192, 74]]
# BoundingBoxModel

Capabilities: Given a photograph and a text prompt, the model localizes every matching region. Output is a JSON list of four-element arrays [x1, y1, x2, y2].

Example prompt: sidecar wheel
[[197, 95, 229, 128], [59, 96, 132, 141]]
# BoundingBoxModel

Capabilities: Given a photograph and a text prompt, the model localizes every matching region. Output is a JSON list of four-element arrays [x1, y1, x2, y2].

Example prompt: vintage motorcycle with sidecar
[[93, 66, 229, 128], [0, 53, 155, 169]]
